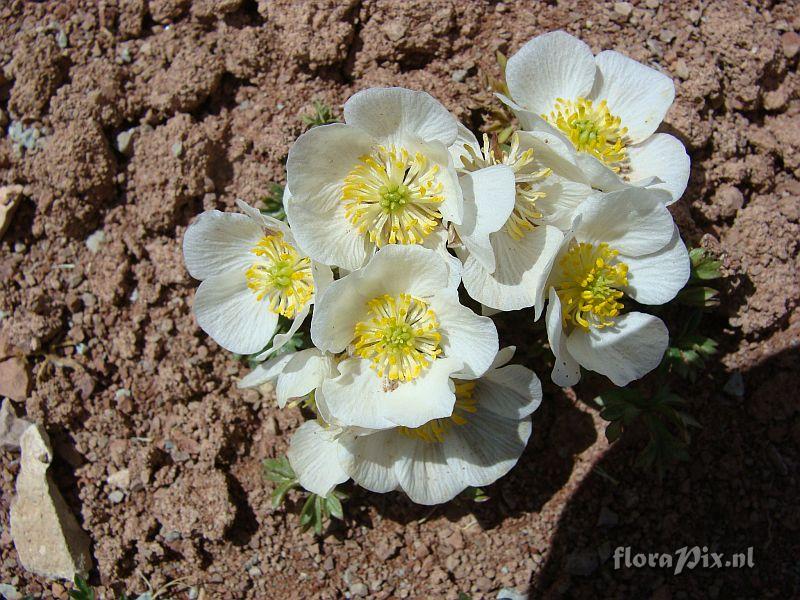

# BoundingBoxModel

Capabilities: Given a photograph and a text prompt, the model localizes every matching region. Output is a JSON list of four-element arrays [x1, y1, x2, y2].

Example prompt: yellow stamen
[[342, 145, 444, 247], [459, 132, 551, 240], [353, 293, 441, 382], [553, 242, 629, 331], [399, 381, 478, 443], [544, 97, 628, 171], [245, 233, 313, 318]]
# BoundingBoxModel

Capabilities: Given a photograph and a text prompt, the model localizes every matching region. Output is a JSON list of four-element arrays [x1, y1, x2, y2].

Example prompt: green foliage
[[460, 486, 490, 503], [259, 182, 286, 221], [236, 316, 308, 368], [264, 456, 348, 534], [69, 576, 96, 600], [664, 333, 718, 382], [595, 387, 699, 474], [263, 456, 300, 508], [299, 489, 348, 535], [677, 248, 723, 308], [301, 100, 338, 129]]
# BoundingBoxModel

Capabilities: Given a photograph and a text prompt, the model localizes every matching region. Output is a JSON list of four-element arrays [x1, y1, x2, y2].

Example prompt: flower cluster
[[183, 31, 690, 506]]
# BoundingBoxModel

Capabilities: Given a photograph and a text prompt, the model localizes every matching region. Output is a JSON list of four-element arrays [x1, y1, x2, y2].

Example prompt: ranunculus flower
[[285, 87, 465, 271], [544, 188, 690, 387], [183, 200, 332, 355], [287, 347, 541, 505], [451, 125, 594, 314], [310, 244, 498, 430], [500, 30, 690, 204]]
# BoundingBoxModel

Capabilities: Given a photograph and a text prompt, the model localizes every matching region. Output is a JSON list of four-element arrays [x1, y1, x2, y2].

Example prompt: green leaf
[[301, 100, 337, 129], [69, 575, 95, 600], [259, 183, 287, 221], [263, 457, 297, 483], [313, 494, 324, 535], [299, 494, 315, 529], [272, 479, 299, 508], [689, 248, 722, 280], [676, 286, 719, 308], [325, 492, 344, 520], [605, 419, 622, 443]]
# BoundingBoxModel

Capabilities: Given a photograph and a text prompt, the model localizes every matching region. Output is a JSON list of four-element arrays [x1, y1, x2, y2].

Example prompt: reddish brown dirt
[[0, 0, 798, 598]]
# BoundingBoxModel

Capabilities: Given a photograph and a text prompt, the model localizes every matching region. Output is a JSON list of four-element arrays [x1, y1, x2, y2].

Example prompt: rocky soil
[[0, 0, 798, 598]]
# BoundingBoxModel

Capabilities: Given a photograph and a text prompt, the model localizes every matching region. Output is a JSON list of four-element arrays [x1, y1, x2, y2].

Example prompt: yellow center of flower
[[353, 293, 442, 382], [554, 242, 629, 331], [399, 381, 478, 443], [459, 133, 551, 241], [342, 145, 444, 247], [245, 233, 314, 319], [544, 97, 628, 171]]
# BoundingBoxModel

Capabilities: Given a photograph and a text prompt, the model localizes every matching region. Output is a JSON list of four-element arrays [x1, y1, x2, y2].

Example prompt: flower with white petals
[[451, 125, 594, 314], [286, 347, 541, 505], [285, 87, 466, 271], [500, 30, 690, 204], [545, 188, 690, 387], [310, 244, 499, 430], [238, 347, 338, 409], [183, 200, 333, 355]]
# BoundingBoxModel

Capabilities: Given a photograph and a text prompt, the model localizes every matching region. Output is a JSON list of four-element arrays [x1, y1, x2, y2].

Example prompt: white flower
[[287, 420, 350, 497], [238, 347, 337, 408], [335, 346, 541, 505], [500, 31, 690, 204], [287, 86, 504, 272], [545, 188, 690, 387], [183, 200, 333, 355], [310, 244, 499, 430], [451, 125, 594, 315]]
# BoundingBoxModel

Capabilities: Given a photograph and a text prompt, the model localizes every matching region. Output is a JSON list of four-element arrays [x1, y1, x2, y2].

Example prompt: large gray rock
[[10, 424, 93, 580]]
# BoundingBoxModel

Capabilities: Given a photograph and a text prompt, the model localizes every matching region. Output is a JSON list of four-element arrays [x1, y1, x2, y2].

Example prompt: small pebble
[[613, 2, 633, 18], [451, 69, 468, 83], [108, 490, 124, 504]]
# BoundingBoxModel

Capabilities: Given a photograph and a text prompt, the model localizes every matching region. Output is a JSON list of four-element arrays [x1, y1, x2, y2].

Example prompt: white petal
[[338, 430, 404, 493], [237, 352, 294, 388], [517, 129, 588, 184], [535, 175, 594, 231], [343, 87, 458, 146], [395, 438, 466, 505], [461, 226, 563, 315], [457, 165, 517, 272], [422, 230, 463, 288], [489, 346, 516, 370], [444, 406, 531, 488], [565, 312, 668, 386], [285, 198, 370, 272], [261, 305, 309, 359], [627, 134, 690, 204], [310, 245, 452, 352], [545, 288, 581, 387], [286, 123, 375, 211], [481, 364, 543, 419], [591, 51, 675, 143], [183, 211, 262, 281], [321, 357, 458, 430], [450, 121, 481, 169], [576, 188, 675, 256], [506, 31, 596, 116], [430, 291, 498, 379], [275, 348, 334, 408], [400, 136, 463, 226], [624, 226, 690, 305], [193, 270, 279, 355], [287, 421, 349, 497]]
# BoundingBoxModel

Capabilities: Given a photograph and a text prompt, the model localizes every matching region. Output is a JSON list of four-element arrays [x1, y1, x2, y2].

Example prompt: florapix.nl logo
[[613, 546, 755, 576]]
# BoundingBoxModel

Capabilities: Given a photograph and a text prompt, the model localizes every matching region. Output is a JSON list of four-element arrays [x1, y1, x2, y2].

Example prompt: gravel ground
[[0, 0, 798, 598]]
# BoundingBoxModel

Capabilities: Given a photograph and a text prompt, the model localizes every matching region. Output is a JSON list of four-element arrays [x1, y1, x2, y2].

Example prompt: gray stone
[[451, 69, 468, 83], [350, 582, 368, 598], [0, 399, 30, 451], [597, 506, 619, 527], [723, 371, 745, 398], [108, 490, 124, 504], [85, 229, 106, 254], [10, 425, 93, 580]]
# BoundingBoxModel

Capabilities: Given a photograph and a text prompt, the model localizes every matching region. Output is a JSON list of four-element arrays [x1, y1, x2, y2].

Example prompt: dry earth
[[0, 0, 798, 598]]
